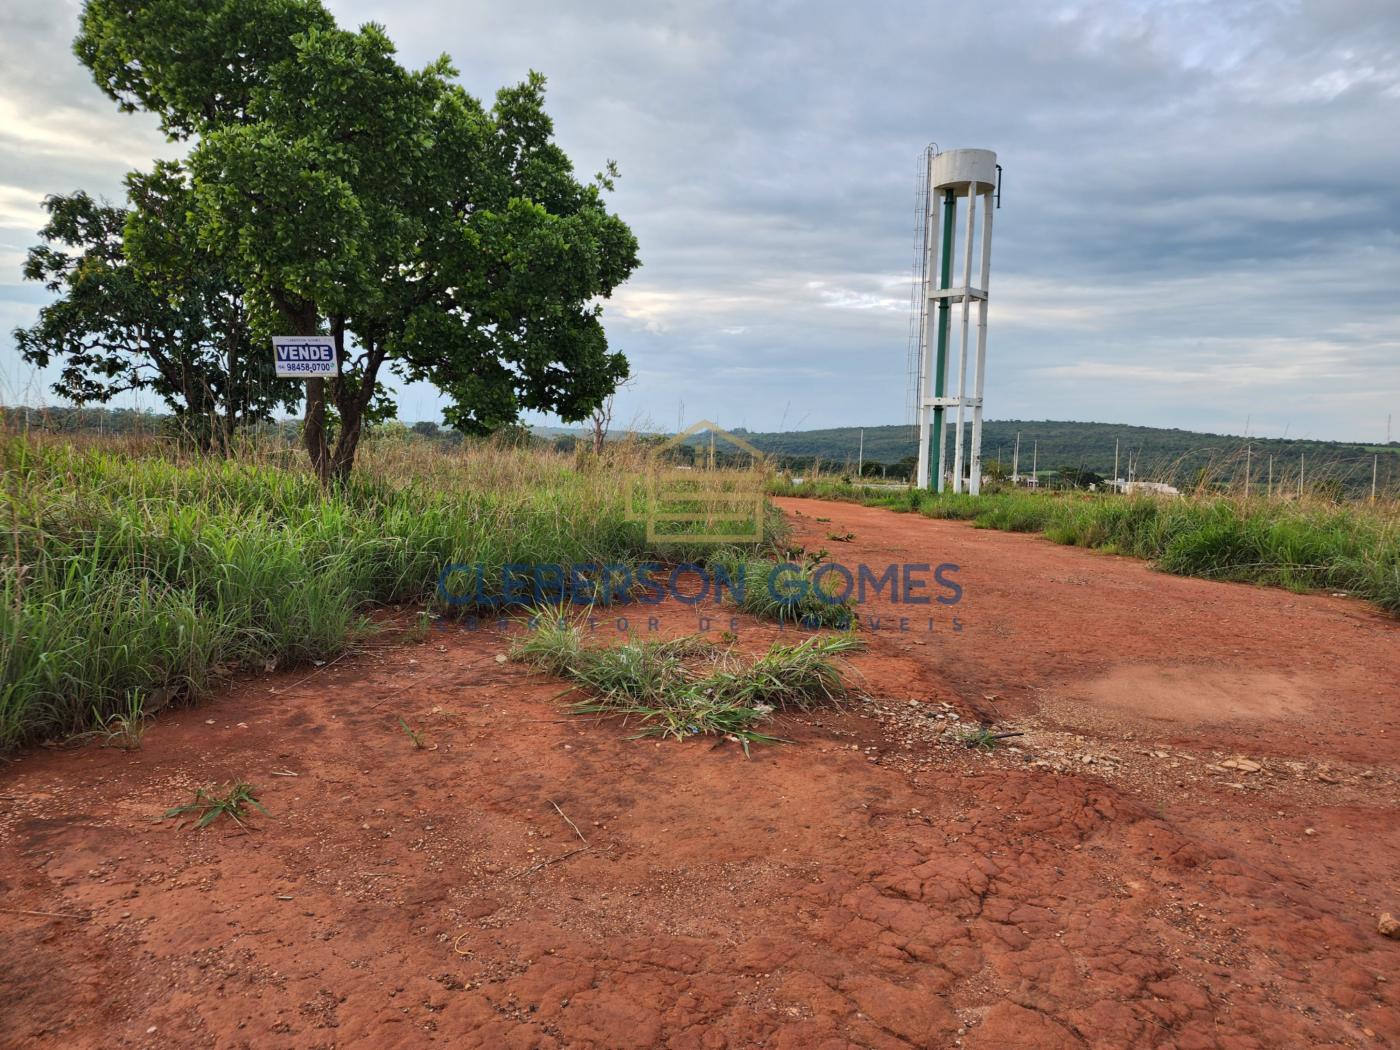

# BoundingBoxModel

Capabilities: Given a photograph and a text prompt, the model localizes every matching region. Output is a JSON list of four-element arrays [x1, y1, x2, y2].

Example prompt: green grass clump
[[511, 623, 863, 754], [163, 781, 267, 830], [956, 726, 1002, 751], [716, 555, 858, 629], [86, 691, 147, 751]]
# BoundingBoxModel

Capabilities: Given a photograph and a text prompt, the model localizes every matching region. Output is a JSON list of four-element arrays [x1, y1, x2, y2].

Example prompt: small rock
[[1221, 758, 1262, 774], [1379, 913, 1400, 939], [1304, 827, 1317, 836], [495, 654, 508, 664]]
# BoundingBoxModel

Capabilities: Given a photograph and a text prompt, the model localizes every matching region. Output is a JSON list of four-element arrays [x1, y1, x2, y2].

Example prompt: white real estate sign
[[272, 336, 337, 378]]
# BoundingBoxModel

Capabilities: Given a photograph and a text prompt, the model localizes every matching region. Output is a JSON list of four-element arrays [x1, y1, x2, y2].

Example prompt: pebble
[[1379, 913, 1400, 939], [1221, 758, 1262, 774]]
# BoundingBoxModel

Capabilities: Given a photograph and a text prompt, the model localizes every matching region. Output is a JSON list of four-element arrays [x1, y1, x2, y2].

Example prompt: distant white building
[[1122, 480, 1180, 497]]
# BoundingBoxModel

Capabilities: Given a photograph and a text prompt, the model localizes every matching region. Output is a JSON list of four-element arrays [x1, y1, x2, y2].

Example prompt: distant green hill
[[706, 420, 1400, 496]]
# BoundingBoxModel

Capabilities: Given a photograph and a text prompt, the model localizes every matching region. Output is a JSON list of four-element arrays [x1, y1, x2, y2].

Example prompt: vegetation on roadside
[[956, 726, 1004, 751], [715, 554, 858, 629], [397, 717, 430, 750], [0, 433, 829, 750], [163, 781, 267, 830], [772, 479, 1400, 615], [86, 692, 147, 751], [511, 619, 863, 754]]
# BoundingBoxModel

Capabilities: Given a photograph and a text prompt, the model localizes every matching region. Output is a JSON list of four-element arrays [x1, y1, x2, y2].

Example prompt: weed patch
[[163, 782, 267, 830], [511, 624, 862, 755]]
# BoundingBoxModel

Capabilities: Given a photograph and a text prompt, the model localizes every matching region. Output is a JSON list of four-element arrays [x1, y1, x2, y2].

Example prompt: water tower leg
[[932, 191, 955, 492], [915, 387, 931, 490], [967, 192, 994, 495], [914, 156, 939, 491], [951, 184, 976, 493]]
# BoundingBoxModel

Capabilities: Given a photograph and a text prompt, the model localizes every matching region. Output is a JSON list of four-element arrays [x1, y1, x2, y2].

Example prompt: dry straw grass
[[0, 428, 782, 749]]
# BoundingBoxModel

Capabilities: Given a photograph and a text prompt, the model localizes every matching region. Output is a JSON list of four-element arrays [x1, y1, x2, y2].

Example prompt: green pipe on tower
[[930, 189, 956, 489]]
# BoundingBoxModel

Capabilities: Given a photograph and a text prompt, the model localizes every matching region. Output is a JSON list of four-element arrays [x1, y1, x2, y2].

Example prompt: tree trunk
[[326, 337, 385, 485], [281, 300, 330, 484], [222, 327, 238, 456]]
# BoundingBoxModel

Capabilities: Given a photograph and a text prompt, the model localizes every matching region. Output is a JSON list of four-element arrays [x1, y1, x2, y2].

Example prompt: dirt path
[[3, 497, 1398, 1048]]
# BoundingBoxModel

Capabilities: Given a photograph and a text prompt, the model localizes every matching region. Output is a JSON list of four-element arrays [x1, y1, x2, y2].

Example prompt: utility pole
[[1267, 455, 1273, 499], [1032, 440, 1038, 488], [1245, 443, 1251, 499], [857, 428, 864, 477], [1298, 452, 1304, 498], [1012, 431, 1021, 484], [1373, 455, 1379, 502], [1113, 437, 1120, 492]]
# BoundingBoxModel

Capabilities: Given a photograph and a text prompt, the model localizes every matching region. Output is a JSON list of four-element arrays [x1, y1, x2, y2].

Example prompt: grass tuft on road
[[511, 619, 862, 754]]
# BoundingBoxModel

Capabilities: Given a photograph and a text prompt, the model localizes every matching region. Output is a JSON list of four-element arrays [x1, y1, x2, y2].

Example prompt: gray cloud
[[2, 0, 1397, 440]]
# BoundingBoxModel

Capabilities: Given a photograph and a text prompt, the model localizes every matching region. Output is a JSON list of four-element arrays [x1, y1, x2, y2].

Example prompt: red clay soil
[[3, 496, 1400, 1049]]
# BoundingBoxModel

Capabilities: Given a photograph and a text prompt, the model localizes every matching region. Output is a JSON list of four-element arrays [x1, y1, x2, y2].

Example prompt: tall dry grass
[[1, 431, 739, 749]]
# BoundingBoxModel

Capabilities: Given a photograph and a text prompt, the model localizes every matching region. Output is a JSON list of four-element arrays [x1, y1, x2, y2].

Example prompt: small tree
[[587, 378, 635, 454], [1056, 464, 1103, 490], [588, 393, 616, 455]]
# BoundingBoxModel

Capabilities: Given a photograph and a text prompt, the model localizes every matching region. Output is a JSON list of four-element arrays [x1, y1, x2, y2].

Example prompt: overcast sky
[[2, 0, 1398, 441]]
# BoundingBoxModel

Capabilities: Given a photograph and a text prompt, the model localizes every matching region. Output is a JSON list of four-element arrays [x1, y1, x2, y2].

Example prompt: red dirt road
[[3, 497, 1399, 1048]]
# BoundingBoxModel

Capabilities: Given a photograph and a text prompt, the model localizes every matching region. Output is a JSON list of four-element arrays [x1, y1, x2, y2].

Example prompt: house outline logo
[[629, 420, 767, 544]]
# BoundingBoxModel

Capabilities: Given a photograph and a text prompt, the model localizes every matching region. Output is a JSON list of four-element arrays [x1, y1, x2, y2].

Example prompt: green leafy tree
[[76, 1, 639, 483], [75, 0, 335, 138], [1056, 464, 1104, 489], [14, 180, 297, 450]]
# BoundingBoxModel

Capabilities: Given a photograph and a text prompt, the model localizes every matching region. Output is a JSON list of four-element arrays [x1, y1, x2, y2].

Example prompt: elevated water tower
[[913, 148, 999, 494]]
